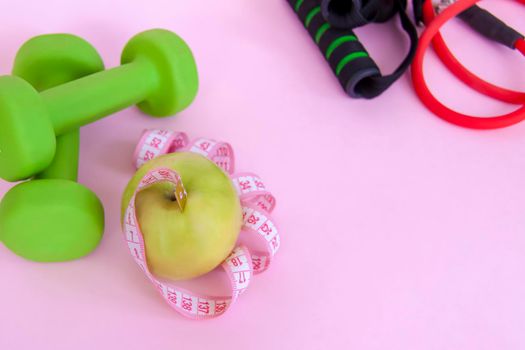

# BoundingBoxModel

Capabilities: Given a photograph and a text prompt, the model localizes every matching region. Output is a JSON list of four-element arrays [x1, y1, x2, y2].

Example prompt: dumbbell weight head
[[0, 34, 105, 262], [0, 180, 104, 261], [0, 29, 198, 182], [0, 76, 53, 182], [13, 33, 106, 93], [121, 28, 199, 116]]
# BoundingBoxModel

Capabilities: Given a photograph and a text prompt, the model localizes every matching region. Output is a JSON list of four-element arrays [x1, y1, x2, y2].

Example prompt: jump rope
[[287, 0, 525, 129]]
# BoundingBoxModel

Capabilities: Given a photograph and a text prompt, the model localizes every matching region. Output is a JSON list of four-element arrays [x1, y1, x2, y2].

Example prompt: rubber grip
[[289, 0, 381, 98], [458, 5, 524, 49], [35, 132, 79, 181]]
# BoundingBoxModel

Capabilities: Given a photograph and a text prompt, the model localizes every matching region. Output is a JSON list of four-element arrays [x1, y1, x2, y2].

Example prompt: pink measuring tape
[[124, 129, 280, 319]]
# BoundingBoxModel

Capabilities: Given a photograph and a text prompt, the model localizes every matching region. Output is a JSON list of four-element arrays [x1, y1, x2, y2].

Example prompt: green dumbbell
[[0, 34, 105, 261], [0, 28, 199, 182]]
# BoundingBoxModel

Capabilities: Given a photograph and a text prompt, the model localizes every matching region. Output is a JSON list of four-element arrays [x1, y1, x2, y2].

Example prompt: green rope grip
[[305, 6, 321, 28], [325, 35, 357, 59], [315, 23, 331, 44], [336, 51, 369, 75], [287, 0, 381, 98], [294, 0, 305, 11]]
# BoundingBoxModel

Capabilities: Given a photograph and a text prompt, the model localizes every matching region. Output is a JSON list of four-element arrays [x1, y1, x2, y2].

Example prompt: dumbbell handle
[[41, 57, 158, 135], [35, 131, 79, 181]]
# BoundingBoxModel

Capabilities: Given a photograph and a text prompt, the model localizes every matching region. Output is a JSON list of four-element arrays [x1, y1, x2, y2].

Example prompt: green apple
[[121, 152, 242, 281]]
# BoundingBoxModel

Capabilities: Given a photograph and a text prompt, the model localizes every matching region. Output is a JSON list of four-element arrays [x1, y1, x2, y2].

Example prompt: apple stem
[[162, 179, 187, 211]]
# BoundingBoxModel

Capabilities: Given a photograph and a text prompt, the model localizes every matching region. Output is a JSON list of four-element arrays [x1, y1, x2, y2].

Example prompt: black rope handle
[[287, 0, 418, 99]]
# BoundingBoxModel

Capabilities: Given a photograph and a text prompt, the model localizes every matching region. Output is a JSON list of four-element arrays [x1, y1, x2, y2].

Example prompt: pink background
[[1, 0, 524, 348]]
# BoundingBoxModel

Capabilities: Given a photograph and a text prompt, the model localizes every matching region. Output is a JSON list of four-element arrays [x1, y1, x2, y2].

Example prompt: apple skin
[[121, 152, 242, 281]]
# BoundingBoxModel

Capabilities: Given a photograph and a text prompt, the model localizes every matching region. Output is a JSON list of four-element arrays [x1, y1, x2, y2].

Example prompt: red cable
[[422, 1, 525, 104], [412, 0, 525, 129]]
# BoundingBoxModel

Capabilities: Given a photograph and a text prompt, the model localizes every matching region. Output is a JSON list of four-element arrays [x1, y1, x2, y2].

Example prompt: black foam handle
[[458, 5, 524, 49], [287, 0, 418, 99], [289, 0, 381, 98]]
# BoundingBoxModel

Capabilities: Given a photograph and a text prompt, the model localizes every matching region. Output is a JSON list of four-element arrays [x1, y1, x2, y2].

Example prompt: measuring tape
[[123, 129, 279, 319]]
